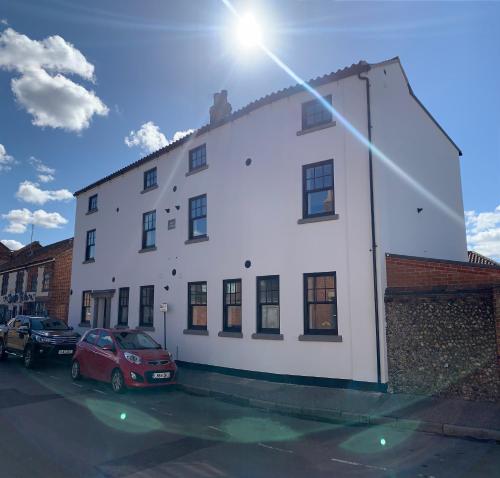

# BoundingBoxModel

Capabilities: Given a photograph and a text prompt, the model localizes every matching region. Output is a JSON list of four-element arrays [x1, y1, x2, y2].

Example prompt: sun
[[235, 13, 263, 49]]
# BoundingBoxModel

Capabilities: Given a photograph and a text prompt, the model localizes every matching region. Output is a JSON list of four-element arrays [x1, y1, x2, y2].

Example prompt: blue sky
[[0, 0, 499, 258]]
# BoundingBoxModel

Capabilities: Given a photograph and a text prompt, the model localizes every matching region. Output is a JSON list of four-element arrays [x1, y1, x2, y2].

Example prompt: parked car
[[0, 315, 80, 368], [71, 328, 177, 393]]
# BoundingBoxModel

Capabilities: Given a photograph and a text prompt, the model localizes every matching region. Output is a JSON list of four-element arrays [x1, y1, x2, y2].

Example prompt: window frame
[[1, 273, 9, 295], [88, 194, 98, 212], [189, 144, 207, 172], [303, 271, 338, 336], [85, 229, 96, 261], [302, 159, 335, 219], [142, 210, 156, 249], [222, 279, 242, 333], [139, 285, 154, 327], [81, 290, 92, 324], [187, 281, 207, 331], [143, 167, 157, 190], [117, 287, 129, 326], [15, 271, 24, 294], [301, 94, 333, 131], [27, 268, 37, 292], [42, 270, 51, 292], [256, 275, 280, 334], [188, 194, 207, 240]]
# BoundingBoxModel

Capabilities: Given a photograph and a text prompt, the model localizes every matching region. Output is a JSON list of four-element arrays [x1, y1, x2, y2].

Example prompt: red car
[[71, 328, 177, 393]]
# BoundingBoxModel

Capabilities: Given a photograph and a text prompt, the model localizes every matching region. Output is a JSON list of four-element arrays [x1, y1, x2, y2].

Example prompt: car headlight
[[124, 352, 142, 365], [34, 335, 51, 343]]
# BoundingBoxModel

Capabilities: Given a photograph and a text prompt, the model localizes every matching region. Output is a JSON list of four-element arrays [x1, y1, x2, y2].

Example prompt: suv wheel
[[23, 346, 35, 369], [0, 340, 7, 360], [71, 360, 81, 381], [111, 369, 126, 394]]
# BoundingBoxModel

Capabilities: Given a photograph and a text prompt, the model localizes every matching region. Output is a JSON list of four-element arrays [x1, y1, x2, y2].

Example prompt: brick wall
[[47, 247, 73, 321]]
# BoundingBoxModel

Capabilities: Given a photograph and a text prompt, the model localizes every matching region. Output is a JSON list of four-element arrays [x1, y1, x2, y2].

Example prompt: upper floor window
[[85, 229, 96, 261], [189, 194, 207, 239], [302, 160, 334, 218], [143, 167, 157, 190], [28, 269, 37, 292], [1, 273, 8, 295], [256, 275, 280, 334], [117, 287, 129, 326], [304, 272, 338, 335], [88, 194, 98, 212], [301, 95, 332, 131], [142, 211, 156, 249], [189, 144, 207, 172], [42, 271, 51, 292], [139, 285, 154, 327], [188, 281, 207, 330], [15, 271, 24, 294], [223, 279, 242, 333], [81, 290, 92, 324]]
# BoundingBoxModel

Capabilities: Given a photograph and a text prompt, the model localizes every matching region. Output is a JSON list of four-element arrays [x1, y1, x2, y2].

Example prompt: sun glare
[[236, 13, 263, 48]]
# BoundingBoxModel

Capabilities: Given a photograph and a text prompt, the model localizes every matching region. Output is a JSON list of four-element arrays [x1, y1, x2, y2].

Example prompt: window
[[189, 144, 207, 171], [139, 285, 154, 327], [28, 269, 37, 292], [1, 274, 8, 295], [302, 160, 334, 218], [88, 194, 98, 212], [304, 272, 338, 335], [142, 211, 156, 249], [188, 281, 207, 330], [81, 290, 92, 324], [256, 276, 280, 333], [117, 287, 129, 326], [96, 331, 114, 349], [301, 95, 332, 130], [84, 330, 99, 344], [85, 229, 96, 260], [42, 270, 51, 292], [223, 279, 242, 332], [189, 194, 207, 239], [15, 271, 24, 294], [143, 167, 157, 190]]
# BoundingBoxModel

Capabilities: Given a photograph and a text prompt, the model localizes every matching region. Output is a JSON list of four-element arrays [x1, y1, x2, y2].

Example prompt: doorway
[[91, 290, 115, 328]]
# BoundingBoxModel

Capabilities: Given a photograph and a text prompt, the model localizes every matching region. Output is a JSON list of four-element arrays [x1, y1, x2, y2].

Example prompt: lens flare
[[236, 13, 263, 48]]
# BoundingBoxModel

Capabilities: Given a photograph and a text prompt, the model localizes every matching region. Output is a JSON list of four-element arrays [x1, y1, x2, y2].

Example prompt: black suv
[[0, 315, 80, 368]]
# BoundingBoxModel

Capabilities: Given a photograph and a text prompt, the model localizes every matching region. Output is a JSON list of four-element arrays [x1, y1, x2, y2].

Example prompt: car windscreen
[[113, 332, 160, 350], [31, 318, 70, 330]]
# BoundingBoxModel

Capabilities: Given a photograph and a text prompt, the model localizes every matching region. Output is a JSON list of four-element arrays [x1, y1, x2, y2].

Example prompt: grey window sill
[[82, 259, 95, 264], [218, 331, 243, 338], [141, 184, 158, 194], [183, 329, 209, 336], [251, 333, 284, 341], [136, 326, 155, 331], [296, 121, 336, 136], [298, 334, 343, 342], [186, 164, 209, 177], [86, 209, 98, 215], [79, 323, 91, 328], [297, 214, 339, 225], [138, 247, 157, 253], [185, 236, 209, 245]]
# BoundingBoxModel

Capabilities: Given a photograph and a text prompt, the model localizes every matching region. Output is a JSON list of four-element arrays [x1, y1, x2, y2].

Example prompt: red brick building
[[0, 238, 74, 323]]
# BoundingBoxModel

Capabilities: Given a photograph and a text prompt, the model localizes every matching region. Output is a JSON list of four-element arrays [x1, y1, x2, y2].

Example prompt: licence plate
[[153, 372, 170, 379], [58, 349, 73, 355]]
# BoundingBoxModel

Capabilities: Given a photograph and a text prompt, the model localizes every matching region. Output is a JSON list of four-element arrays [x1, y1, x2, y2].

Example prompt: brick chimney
[[209, 90, 232, 125]]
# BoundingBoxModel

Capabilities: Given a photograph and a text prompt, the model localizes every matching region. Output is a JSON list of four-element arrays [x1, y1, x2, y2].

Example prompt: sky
[[0, 0, 499, 259]]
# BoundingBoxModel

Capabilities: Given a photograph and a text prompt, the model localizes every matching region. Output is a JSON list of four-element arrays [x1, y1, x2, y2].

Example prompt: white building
[[68, 57, 466, 389]]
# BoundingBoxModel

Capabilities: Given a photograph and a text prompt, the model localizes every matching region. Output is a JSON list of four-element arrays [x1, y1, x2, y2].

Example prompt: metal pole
[[163, 311, 166, 350]]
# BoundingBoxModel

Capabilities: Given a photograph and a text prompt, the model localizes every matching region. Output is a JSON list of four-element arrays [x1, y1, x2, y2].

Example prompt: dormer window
[[88, 194, 98, 213]]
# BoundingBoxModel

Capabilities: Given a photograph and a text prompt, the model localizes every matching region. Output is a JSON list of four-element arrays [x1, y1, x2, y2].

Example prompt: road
[[0, 359, 499, 478]]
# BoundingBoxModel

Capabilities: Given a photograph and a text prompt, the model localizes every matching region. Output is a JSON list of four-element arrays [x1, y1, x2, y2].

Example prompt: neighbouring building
[[68, 57, 467, 389], [0, 239, 74, 323]]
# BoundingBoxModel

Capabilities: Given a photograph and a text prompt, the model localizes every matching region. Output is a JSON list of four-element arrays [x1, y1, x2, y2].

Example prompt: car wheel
[[111, 369, 126, 394], [0, 340, 7, 360], [71, 360, 82, 381], [23, 346, 35, 369]]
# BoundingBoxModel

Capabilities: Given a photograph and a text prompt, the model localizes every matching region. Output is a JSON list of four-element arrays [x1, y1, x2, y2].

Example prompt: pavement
[[176, 366, 500, 442], [1, 359, 499, 477]]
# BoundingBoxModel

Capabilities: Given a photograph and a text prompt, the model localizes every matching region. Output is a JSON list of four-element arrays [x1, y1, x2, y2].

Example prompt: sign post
[[160, 303, 168, 350]]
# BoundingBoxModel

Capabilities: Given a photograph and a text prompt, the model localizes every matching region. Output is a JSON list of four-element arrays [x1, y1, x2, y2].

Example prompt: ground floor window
[[223, 279, 241, 332], [303, 272, 338, 335], [117, 287, 129, 326], [81, 290, 92, 324], [256, 275, 280, 333], [188, 282, 207, 330], [139, 286, 154, 326]]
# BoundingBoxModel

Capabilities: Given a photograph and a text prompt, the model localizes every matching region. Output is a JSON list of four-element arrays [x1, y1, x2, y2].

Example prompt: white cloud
[[11, 68, 108, 132], [0, 143, 15, 172], [29, 156, 55, 182], [125, 122, 194, 154], [0, 19, 9, 26], [38, 174, 55, 183], [0, 239, 23, 250], [15, 181, 73, 205], [0, 28, 94, 79], [465, 205, 500, 260], [2, 208, 68, 234]]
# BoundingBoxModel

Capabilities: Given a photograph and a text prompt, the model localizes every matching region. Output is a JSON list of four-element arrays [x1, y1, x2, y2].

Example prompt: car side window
[[84, 331, 99, 345], [21, 318, 30, 328], [96, 332, 113, 349], [12, 319, 22, 329]]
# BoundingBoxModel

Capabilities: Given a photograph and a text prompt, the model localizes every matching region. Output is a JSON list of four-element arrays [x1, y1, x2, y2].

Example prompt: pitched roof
[[74, 60, 371, 196], [468, 250, 499, 267]]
